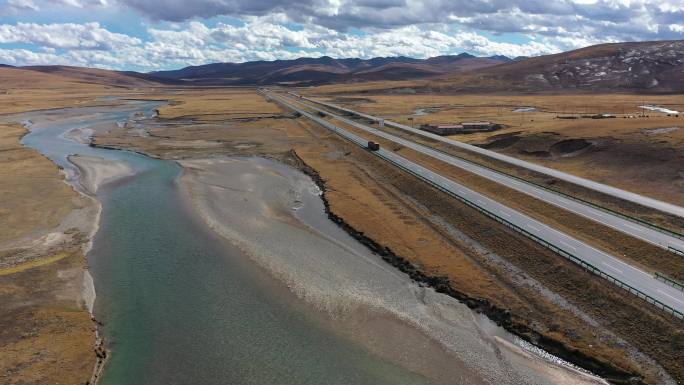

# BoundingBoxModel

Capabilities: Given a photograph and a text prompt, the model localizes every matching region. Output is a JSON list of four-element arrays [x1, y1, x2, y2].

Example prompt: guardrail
[[300, 95, 684, 244], [266, 91, 684, 320], [388, 159, 683, 320], [422, 142, 684, 243], [655, 272, 684, 291]]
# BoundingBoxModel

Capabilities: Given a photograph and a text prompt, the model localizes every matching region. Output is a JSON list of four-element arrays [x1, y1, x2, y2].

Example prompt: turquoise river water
[[17, 101, 430, 385]]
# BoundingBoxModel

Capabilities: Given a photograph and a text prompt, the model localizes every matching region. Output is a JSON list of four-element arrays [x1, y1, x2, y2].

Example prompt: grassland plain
[[0, 122, 96, 384], [94, 87, 683, 385], [301, 92, 684, 208]]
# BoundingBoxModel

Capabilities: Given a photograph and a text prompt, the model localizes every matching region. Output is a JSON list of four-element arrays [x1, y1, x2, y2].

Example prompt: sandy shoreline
[[68, 154, 135, 195], [60, 153, 135, 315], [0, 113, 123, 384], [177, 156, 608, 385], [66, 153, 140, 385]]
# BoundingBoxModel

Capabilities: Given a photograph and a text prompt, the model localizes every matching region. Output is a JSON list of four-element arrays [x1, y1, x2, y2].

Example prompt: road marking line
[[602, 262, 624, 274], [657, 290, 684, 305], [560, 241, 577, 250], [499, 210, 511, 218], [625, 223, 645, 233], [527, 224, 541, 232]]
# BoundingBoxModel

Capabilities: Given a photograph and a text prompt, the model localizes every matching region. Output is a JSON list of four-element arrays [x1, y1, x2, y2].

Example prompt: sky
[[0, 0, 683, 72]]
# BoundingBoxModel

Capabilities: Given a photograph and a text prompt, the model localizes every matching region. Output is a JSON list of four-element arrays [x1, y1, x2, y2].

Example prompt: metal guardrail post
[[655, 272, 684, 291]]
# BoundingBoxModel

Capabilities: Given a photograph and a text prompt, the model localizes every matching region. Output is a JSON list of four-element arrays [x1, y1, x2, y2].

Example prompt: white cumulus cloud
[[0, 1, 683, 70], [0, 22, 140, 50]]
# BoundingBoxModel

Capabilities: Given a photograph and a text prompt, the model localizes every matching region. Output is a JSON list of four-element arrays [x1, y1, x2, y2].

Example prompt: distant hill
[[150, 53, 510, 85], [425, 40, 684, 93], [22, 65, 174, 87], [0, 66, 126, 92]]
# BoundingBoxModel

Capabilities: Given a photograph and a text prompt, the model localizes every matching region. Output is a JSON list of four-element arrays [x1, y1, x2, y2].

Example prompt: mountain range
[[429, 40, 684, 93], [3, 40, 683, 93], [149, 53, 511, 85]]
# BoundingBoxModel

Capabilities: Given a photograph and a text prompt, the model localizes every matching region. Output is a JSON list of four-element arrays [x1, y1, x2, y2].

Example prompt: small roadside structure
[[420, 124, 464, 135], [420, 121, 501, 136], [460, 121, 499, 131]]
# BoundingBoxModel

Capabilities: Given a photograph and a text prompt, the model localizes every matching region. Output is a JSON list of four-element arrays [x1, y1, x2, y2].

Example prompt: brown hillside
[[429, 40, 684, 93], [23, 65, 162, 88]]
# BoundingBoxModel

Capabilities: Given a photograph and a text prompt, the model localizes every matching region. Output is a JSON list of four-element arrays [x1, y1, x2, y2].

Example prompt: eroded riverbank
[[180, 156, 608, 385]]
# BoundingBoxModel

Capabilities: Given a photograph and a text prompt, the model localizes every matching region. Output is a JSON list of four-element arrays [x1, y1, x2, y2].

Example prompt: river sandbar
[[179, 156, 609, 385], [69, 154, 135, 195]]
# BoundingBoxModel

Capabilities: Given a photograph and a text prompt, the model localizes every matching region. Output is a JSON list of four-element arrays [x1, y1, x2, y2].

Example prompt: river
[[12, 100, 607, 385]]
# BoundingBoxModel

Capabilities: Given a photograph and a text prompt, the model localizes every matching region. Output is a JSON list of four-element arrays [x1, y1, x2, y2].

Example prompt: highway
[[277, 93, 684, 255], [296, 93, 684, 219], [264, 89, 684, 319]]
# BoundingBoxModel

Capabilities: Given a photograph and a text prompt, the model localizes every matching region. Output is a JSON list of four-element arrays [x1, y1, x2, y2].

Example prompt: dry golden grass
[[0, 67, 156, 115], [288, 120, 675, 384], [22, 65, 160, 87], [0, 252, 94, 385], [0, 252, 70, 276], [156, 88, 283, 120], [0, 68, 125, 385], [299, 79, 424, 94], [0, 124, 87, 244], [310, 93, 684, 143], [321, 113, 684, 280], [303, 92, 684, 207]]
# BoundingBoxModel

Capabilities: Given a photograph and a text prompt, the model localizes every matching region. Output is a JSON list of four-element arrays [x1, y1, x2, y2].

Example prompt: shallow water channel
[[13, 100, 606, 385]]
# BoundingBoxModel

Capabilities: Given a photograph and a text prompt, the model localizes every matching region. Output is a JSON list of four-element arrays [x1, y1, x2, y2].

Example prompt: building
[[420, 124, 464, 135], [460, 121, 498, 131], [420, 121, 500, 135]]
